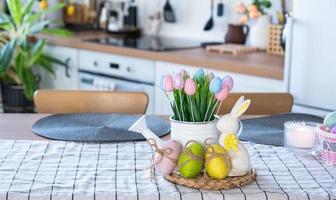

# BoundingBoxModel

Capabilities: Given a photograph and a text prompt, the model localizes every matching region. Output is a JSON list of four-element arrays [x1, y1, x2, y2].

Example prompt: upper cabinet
[[38, 45, 79, 90]]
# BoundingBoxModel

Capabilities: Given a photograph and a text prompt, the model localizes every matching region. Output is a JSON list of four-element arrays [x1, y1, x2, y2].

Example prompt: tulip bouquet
[[160, 69, 233, 122]]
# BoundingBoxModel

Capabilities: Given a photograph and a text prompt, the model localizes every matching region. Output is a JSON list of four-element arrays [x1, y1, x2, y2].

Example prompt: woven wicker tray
[[165, 169, 256, 190]]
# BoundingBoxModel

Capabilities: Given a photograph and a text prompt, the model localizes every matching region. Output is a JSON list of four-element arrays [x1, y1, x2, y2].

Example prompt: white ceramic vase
[[170, 118, 220, 146], [249, 15, 270, 49]]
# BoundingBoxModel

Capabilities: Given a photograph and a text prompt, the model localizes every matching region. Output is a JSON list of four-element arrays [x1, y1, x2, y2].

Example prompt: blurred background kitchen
[[1, 0, 335, 117]]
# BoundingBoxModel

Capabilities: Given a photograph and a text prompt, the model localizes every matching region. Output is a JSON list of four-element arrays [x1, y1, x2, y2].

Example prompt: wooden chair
[[34, 90, 148, 114], [218, 93, 293, 115]]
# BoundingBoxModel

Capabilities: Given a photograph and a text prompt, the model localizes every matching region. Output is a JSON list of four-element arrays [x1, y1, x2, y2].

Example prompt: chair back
[[218, 93, 293, 115], [34, 90, 148, 114]]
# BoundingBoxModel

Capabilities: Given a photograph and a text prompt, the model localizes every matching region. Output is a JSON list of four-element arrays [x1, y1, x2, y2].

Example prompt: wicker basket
[[316, 125, 336, 165], [165, 169, 256, 190], [267, 25, 284, 56]]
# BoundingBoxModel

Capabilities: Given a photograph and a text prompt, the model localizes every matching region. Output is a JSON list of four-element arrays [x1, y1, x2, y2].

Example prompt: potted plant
[[234, 0, 272, 49], [160, 69, 234, 145], [0, 0, 70, 112]]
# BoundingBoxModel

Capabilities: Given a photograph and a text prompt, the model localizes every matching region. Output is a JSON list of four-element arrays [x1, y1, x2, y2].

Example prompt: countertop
[[39, 31, 285, 80]]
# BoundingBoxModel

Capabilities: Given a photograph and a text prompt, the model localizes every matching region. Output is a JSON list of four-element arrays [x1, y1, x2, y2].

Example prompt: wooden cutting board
[[206, 44, 258, 55]]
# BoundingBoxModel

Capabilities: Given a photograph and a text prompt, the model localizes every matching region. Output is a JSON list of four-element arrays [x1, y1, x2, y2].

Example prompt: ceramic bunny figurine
[[217, 96, 251, 177]]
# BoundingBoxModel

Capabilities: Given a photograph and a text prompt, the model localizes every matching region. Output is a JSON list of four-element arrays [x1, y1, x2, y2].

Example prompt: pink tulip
[[173, 73, 184, 90], [222, 75, 234, 91], [215, 85, 230, 101], [164, 75, 174, 92], [184, 78, 196, 96]]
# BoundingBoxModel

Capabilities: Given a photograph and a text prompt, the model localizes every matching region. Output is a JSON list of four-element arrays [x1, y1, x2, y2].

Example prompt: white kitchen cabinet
[[38, 45, 78, 90], [215, 71, 286, 93], [155, 61, 287, 115]]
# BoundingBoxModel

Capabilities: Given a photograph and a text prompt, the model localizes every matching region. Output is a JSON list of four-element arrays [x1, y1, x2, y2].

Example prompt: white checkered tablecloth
[[0, 140, 335, 200]]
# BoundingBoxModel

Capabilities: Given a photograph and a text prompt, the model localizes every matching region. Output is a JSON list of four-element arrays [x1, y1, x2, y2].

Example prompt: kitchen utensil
[[163, 0, 176, 23], [280, 0, 287, 50], [96, 0, 140, 35], [204, 0, 214, 31], [225, 24, 249, 44], [147, 12, 161, 36], [217, 0, 224, 17]]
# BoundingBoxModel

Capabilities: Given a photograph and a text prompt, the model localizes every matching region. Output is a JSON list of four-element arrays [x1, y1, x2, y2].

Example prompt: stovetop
[[85, 35, 209, 51]]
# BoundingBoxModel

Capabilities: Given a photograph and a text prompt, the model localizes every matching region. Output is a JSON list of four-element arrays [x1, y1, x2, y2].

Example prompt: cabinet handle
[[65, 58, 71, 78]]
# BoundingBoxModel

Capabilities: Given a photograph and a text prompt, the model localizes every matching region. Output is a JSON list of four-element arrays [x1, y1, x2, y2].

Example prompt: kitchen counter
[[39, 31, 285, 80]]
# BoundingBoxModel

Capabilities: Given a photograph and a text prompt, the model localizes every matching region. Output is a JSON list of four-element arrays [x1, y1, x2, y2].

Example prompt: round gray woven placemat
[[32, 114, 170, 142], [239, 113, 323, 146]]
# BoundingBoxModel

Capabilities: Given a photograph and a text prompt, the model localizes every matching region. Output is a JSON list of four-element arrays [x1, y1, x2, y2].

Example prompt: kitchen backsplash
[[136, 0, 292, 41]]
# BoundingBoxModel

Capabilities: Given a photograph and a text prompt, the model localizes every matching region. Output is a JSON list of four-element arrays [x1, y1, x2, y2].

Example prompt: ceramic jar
[[170, 118, 220, 146], [249, 15, 270, 49]]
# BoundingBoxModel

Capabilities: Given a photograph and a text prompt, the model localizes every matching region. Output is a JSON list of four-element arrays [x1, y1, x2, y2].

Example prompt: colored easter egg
[[210, 77, 222, 94], [184, 78, 196, 96], [331, 126, 336, 134], [155, 141, 182, 176], [194, 69, 205, 79], [177, 142, 204, 178], [173, 73, 184, 90], [180, 69, 188, 78], [205, 144, 231, 180], [215, 85, 230, 101], [320, 124, 330, 132], [164, 75, 174, 92], [222, 75, 234, 91], [206, 72, 215, 81], [324, 111, 336, 128]]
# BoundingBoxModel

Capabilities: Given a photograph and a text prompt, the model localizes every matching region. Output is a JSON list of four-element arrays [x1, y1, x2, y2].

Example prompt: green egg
[[324, 111, 336, 128], [177, 142, 204, 178]]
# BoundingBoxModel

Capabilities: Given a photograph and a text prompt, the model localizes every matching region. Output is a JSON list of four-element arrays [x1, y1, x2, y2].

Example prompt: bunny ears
[[230, 96, 251, 117]]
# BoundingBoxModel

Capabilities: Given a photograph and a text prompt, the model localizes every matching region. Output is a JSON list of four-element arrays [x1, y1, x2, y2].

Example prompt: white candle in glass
[[284, 121, 318, 149]]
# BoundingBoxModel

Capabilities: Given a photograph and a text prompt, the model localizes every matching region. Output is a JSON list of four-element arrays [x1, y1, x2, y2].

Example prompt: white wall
[[136, 0, 291, 41]]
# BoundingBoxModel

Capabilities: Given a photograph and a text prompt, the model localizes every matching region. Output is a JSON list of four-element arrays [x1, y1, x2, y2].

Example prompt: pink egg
[[173, 73, 184, 90], [320, 124, 331, 132], [184, 78, 196, 95], [155, 141, 182, 175], [331, 126, 336, 134], [215, 85, 229, 101], [222, 75, 234, 91], [164, 75, 174, 92]]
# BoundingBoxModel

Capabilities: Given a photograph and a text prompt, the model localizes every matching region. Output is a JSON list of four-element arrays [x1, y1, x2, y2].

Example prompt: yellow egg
[[66, 5, 75, 16], [205, 144, 231, 180]]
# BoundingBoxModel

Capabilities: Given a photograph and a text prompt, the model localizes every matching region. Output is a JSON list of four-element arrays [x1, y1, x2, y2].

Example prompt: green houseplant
[[0, 0, 70, 112]]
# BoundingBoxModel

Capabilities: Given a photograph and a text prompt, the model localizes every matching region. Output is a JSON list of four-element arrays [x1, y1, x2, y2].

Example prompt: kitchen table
[[0, 113, 335, 200]]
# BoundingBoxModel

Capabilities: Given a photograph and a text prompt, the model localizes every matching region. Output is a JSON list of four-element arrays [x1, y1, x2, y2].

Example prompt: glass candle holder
[[284, 121, 319, 153]]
